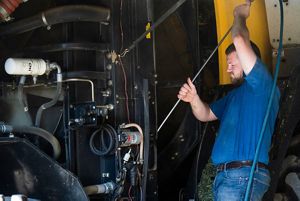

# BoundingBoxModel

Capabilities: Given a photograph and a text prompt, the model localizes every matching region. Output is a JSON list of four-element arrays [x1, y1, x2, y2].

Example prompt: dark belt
[[216, 160, 268, 172]]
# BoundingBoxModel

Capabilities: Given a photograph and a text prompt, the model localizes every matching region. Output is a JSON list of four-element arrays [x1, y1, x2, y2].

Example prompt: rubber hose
[[35, 82, 62, 127], [18, 76, 33, 126], [244, 0, 284, 200], [84, 184, 106, 195], [89, 125, 117, 156], [12, 125, 61, 159], [0, 5, 110, 36]]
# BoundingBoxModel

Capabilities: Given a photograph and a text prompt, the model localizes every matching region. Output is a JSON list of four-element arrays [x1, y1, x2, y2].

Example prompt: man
[[178, 1, 280, 200]]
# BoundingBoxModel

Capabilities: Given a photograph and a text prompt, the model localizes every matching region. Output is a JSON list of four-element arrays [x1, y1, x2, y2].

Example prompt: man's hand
[[234, 0, 251, 19], [177, 78, 198, 103]]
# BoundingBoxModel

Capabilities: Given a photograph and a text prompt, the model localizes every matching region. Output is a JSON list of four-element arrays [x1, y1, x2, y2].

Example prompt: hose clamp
[[41, 12, 51, 30]]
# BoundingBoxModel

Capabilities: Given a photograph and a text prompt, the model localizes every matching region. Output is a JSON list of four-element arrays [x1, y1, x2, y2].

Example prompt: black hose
[[0, 5, 110, 36], [89, 124, 118, 156], [35, 82, 62, 127], [0, 125, 61, 159], [18, 76, 33, 126]]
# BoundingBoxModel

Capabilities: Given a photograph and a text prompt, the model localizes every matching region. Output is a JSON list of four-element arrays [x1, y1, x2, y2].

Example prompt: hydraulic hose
[[18, 76, 27, 109], [18, 75, 33, 125], [35, 63, 62, 127], [0, 5, 110, 36], [244, 0, 284, 200], [84, 182, 115, 195], [0, 124, 61, 159]]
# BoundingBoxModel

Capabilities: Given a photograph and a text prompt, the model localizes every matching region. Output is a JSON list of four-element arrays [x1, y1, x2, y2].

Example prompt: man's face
[[226, 51, 244, 84]]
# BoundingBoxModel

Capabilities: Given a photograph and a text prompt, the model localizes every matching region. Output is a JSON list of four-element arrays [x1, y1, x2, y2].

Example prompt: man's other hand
[[177, 78, 198, 103]]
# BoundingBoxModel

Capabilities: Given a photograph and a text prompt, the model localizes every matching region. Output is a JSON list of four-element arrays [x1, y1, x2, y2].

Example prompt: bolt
[[107, 80, 113, 86], [106, 64, 112, 70], [107, 104, 114, 110], [106, 52, 112, 59]]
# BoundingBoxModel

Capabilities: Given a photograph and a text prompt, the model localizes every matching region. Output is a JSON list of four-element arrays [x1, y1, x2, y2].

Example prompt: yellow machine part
[[214, 0, 272, 85]]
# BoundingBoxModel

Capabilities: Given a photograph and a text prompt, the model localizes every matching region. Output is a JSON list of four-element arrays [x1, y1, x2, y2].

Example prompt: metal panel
[[0, 138, 88, 201], [265, 0, 300, 48]]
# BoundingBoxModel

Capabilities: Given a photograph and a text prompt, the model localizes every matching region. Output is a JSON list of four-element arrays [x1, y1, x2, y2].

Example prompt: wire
[[128, 186, 133, 201], [89, 124, 118, 156], [52, 110, 63, 134], [118, 56, 131, 123], [157, 26, 232, 133], [140, 186, 143, 201], [244, 1, 284, 200], [120, 0, 124, 52]]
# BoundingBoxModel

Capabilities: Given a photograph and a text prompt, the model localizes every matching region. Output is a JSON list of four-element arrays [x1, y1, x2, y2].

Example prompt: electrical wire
[[120, 0, 124, 52], [89, 124, 118, 156], [118, 56, 131, 123], [128, 185, 133, 201], [244, 0, 284, 200], [157, 26, 232, 133]]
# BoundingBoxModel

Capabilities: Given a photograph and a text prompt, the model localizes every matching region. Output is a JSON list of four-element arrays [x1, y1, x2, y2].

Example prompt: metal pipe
[[62, 78, 94, 102]]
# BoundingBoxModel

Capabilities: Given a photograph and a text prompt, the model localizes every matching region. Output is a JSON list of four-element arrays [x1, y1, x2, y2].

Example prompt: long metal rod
[[157, 26, 232, 133], [120, 0, 188, 57]]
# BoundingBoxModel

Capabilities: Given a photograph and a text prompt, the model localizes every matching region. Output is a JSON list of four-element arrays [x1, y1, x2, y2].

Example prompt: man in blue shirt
[[178, 1, 280, 200]]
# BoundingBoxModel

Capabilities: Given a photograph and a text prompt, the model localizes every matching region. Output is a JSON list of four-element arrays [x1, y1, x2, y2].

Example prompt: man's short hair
[[225, 41, 261, 58]]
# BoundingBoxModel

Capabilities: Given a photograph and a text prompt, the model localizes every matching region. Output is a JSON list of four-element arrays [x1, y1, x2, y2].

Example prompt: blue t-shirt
[[210, 59, 280, 165]]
